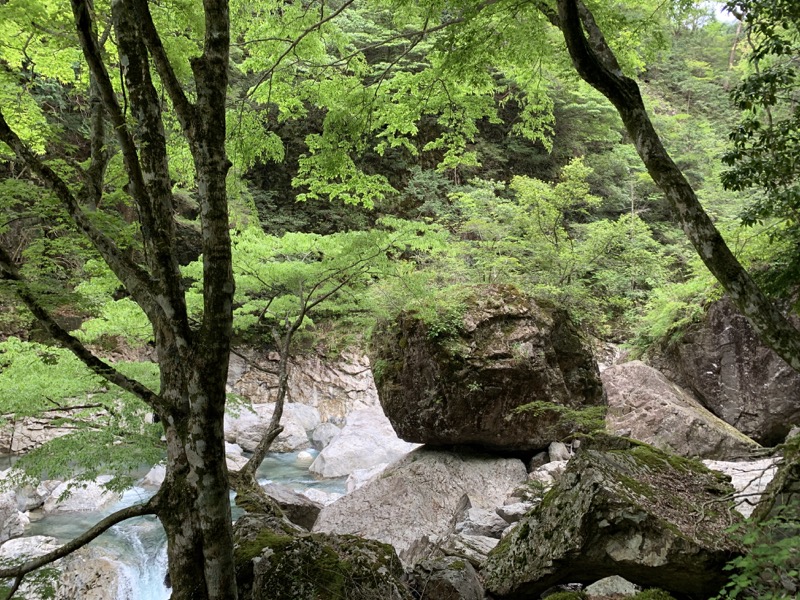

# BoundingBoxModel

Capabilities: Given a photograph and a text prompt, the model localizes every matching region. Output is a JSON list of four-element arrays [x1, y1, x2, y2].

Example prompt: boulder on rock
[[648, 295, 800, 445], [233, 513, 411, 600], [483, 437, 742, 599], [313, 447, 527, 565], [371, 285, 605, 451], [603, 361, 761, 460]]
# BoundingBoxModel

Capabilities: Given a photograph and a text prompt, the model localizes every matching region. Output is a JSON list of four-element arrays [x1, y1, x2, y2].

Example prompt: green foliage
[[714, 501, 800, 600], [542, 592, 586, 600], [512, 402, 606, 434], [0, 338, 161, 490]]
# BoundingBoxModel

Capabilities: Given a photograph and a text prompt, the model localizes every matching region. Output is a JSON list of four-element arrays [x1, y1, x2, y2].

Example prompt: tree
[[0, 0, 237, 597], [548, 0, 800, 373]]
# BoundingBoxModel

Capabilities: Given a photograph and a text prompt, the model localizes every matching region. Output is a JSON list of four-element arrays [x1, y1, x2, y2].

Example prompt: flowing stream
[[21, 450, 346, 600]]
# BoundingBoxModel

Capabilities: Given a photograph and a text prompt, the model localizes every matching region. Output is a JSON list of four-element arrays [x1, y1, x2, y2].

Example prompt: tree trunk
[[554, 0, 800, 374]]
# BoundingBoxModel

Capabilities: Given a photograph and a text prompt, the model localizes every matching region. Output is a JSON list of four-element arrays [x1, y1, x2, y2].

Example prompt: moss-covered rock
[[371, 284, 605, 451], [233, 513, 411, 600], [482, 439, 742, 599], [411, 556, 484, 600]]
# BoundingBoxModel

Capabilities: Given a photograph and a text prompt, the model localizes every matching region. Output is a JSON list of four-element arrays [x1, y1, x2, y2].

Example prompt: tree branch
[[553, 0, 800, 374], [0, 495, 159, 580], [0, 245, 162, 410]]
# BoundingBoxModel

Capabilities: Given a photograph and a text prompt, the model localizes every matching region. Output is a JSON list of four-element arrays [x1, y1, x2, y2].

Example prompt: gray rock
[[43, 476, 121, 513], [455, 507, 508, 538], [412, 556, 484, 600], [308, 408, 419, 478], [648, 295, 800, 445], [548, 441, 572, 462], [703, 457, 780, 518], [226, 351, 380, 422], [603, 361, 761, 459], [346, 462, 389, 493], [224, 402, 310, 453], [528, 460, 568, 489], [483, 438, 741, 599], [310, 421, 341, 450], [261, 482, 323, 530], [313, 448, 527, 565], [300, 488, 342, 506], [141, 464, 166, 488], [584, 575, 639, 597], [0, 536, 60, 599], [371, 285, 605, 451], [440, 533, 498, 568], [56, 547, 127, 600], [528, 452, 549, 471], [0, 491, 28, 543], [496, 502, 535, 524], [226, 442, 249, 471]]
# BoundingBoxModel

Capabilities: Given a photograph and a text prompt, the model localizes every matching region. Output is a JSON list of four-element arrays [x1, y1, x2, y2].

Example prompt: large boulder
[[482, 437, 741, 599], [603, 361, 761, 459], [313, 448, 528, 565], [0, 491, 28, 543], [648, 295, 800, 445], [308, 408, 419, 478], [371, 285, 605, 451], [233, 514, 411, 600]]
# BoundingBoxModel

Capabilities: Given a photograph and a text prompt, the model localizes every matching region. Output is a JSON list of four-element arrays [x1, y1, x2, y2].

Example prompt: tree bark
[[553, 0, 800, 374]]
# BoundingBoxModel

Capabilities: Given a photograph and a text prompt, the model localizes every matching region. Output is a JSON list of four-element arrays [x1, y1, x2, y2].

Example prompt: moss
[[543, 592, 586, 600], [632, 589, 677, 600], [448, 559, 467, 571], [235, 529, 294, 565]]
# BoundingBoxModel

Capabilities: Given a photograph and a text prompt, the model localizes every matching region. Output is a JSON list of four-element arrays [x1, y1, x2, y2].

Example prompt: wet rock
[[371, 285, 605, 451], [603, 361, 761, 459], [648, 296, 800, 445], [313, 448, 527, 565], [483, 438, 741, 599], [308, 408, 418, 478], [411, 556, 484, 600]]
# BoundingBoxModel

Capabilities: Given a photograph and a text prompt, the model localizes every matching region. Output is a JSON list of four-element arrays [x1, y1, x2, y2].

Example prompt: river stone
[[310, 421, 341, 450], [371, 285, 605, 451], [603, 361, 761, 459], [313, 448, 527, 565], [648, 295, 800, 445], [411, 556, 484, 600], [308, 408, 419, 478], [261, 483, 323, 530], [56, 547, 126, 600], [224, 402, 310, 453], [584, 575, 639, 597], [0, 491, 28, 543], [43, 476, 121, 513], [483, 438, 741, 599], [703, 457, 780, 518]]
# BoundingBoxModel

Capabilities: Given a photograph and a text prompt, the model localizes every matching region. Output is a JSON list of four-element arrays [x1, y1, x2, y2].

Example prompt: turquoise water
[[21, 451, 346, 600]]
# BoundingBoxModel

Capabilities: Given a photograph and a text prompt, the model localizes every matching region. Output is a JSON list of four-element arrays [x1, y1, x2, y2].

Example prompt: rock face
[[371, 285, 605, 451], [483, 437, 741, 599], [411, 556, 484, 600], [308, 408, 419, 478], [233, 514, 411, 600], [0, 413, 82, 454], [649, 296, 800, 445], [227, 351, 379, 422], [312, 448, 528, 564], [603, 361, 761, 459]]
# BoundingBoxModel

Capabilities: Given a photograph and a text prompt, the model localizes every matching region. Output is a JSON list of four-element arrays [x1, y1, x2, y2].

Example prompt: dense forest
[[0, 0, 798, 598]]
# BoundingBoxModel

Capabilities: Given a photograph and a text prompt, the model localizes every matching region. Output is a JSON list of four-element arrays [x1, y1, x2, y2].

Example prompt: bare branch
[[0, 495, 158, 580]]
